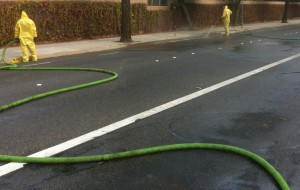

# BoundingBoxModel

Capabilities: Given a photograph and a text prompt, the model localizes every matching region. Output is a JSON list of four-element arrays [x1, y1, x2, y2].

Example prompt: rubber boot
[[11, 57, 22, 64]]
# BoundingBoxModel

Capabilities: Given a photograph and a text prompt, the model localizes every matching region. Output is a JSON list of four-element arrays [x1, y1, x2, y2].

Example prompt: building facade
[[0, 0, 299, 46]]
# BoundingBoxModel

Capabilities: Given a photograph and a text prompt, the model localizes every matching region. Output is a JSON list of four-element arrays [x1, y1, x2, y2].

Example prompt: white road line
[[98, 52, 119, 56], [22, 62, 52, 67], [1, 53, 300, 177]]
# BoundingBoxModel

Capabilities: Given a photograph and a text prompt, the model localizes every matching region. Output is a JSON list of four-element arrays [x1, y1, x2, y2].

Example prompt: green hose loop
[[0, 143, 290, 190], [1, 41, 118, 112], [0, 39, 18, 68], [0, 41, 290, 190], [0, 67, 118, 112]]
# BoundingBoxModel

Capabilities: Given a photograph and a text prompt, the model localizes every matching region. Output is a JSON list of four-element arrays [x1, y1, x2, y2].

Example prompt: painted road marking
[[1, 53, 300, 177], [22, 62, 52, 67], [98, 52, 119, 56]]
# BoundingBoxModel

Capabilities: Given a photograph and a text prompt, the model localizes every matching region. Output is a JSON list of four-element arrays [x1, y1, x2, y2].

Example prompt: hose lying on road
[[0, 40, 290, 190], [0, 39, 118, 112]]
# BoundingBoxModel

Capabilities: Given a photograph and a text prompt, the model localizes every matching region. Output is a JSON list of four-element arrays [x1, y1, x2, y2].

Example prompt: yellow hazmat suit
[[14, 11, 37, 62], [221, 5, 232, 36]]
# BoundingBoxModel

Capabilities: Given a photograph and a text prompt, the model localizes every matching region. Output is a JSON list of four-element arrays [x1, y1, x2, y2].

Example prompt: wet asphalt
[[1, 25, 300, 189]]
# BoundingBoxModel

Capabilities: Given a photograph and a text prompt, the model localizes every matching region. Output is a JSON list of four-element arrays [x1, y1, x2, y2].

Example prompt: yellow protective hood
[[21, 11, 29, 19]]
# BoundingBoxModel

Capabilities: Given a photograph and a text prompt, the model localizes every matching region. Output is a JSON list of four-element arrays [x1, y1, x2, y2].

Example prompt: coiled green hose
[[0, 40, 290, 190]]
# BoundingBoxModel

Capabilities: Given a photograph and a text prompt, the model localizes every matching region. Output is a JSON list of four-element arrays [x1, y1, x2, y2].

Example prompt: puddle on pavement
[[232, 43, 254, 53], [277, 72, 300, 85], [168, 112, 288, 142], [220, 112, 287, 139]]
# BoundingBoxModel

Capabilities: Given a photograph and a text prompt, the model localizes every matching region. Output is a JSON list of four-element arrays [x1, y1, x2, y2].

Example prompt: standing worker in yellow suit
[[221, 5, 232, 36], [14, 11, 37, 62]]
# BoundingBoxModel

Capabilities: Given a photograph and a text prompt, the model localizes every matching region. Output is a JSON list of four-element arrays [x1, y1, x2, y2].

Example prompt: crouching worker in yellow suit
[[221, 5, 232, 37], [14, 11, 37, 62]]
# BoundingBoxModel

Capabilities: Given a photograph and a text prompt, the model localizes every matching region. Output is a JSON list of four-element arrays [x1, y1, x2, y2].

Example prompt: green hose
[[0, 40, 290, 190], [0, 39, 18, 69], [0, 143, 290, 190], [0, 40, 118, 112]]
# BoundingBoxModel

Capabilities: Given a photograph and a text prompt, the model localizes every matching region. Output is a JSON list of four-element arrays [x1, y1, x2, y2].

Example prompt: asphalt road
[[1, 25, 300, 189]]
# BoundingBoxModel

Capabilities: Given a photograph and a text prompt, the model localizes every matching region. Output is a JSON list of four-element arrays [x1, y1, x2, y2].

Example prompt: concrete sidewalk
[[1, 19, 300, 62]]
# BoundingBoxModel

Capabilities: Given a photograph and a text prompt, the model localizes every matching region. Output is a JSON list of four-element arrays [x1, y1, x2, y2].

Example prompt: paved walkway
[[1, 19, 300, 62]]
